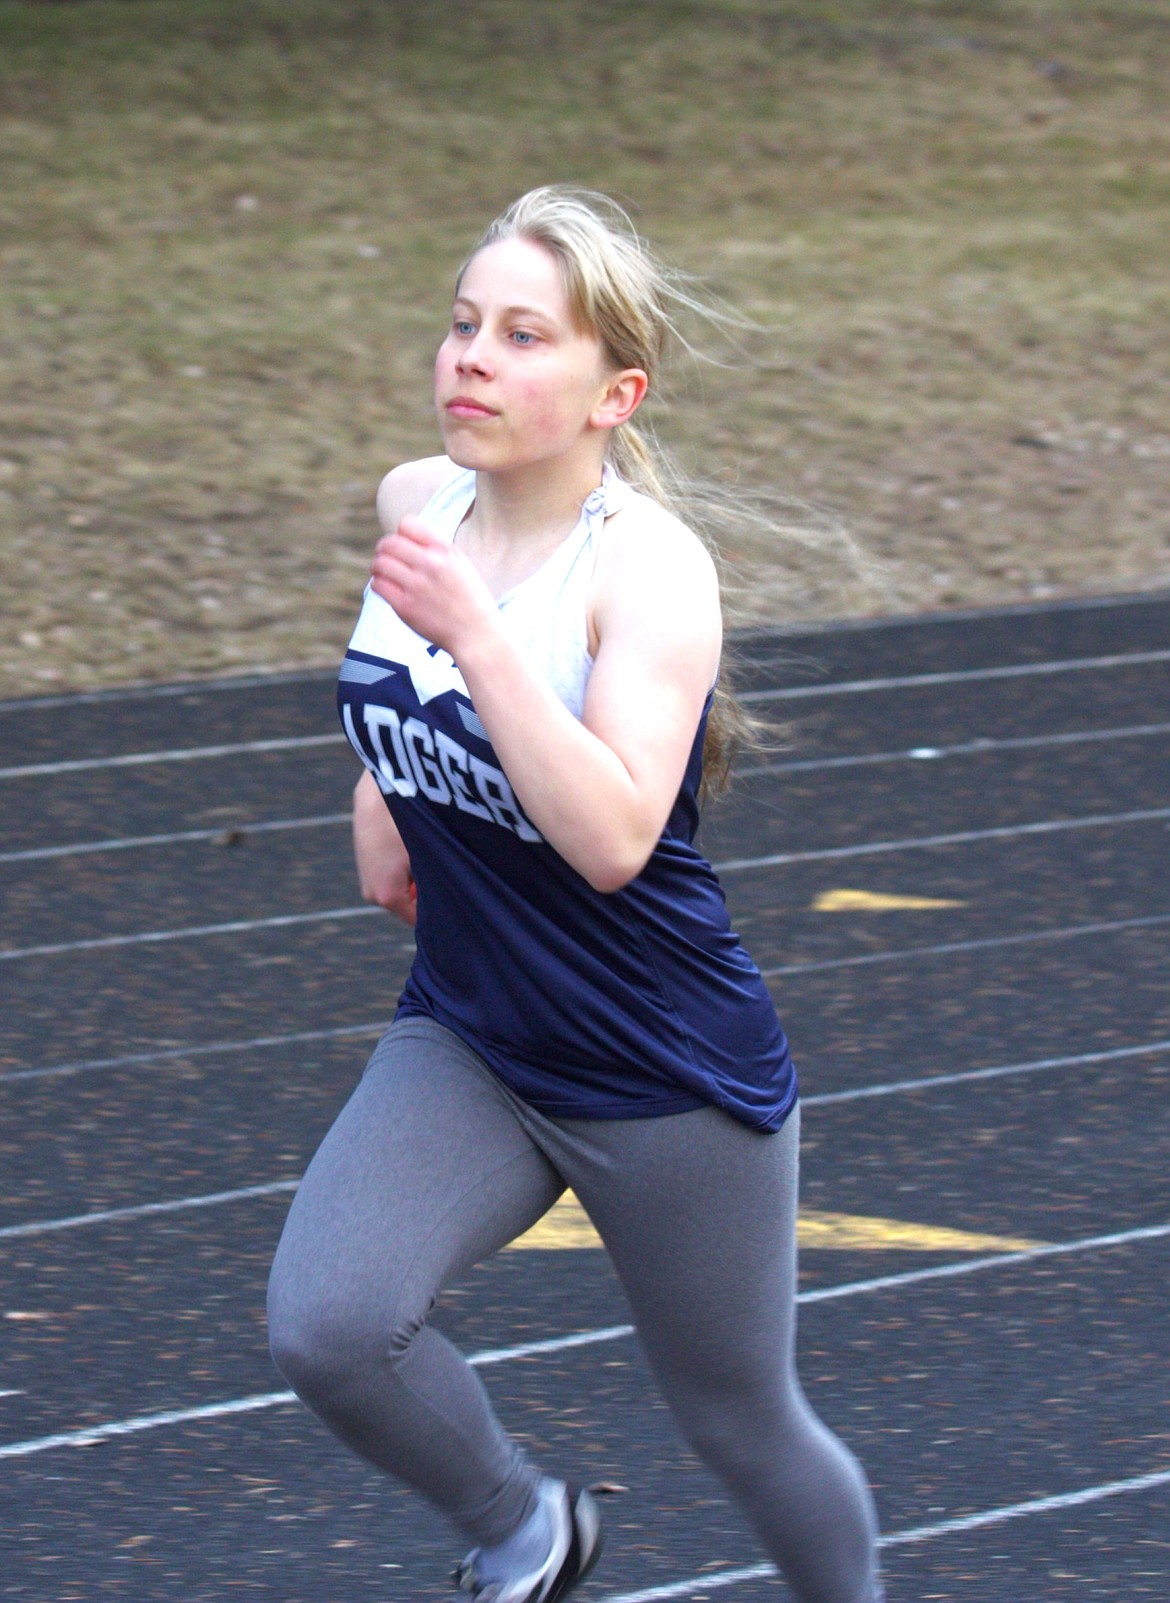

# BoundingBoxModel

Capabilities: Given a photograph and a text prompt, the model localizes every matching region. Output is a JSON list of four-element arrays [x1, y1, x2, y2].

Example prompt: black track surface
[[2, 591, 1169, 1601]]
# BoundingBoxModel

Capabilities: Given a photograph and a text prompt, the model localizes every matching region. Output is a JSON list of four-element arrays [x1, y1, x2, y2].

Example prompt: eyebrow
[[452, 296, 558, 326]]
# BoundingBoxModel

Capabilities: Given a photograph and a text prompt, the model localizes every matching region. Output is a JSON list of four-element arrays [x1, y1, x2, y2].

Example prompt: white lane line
[[3, 647, 1168, 779], [468, 1324, 637, 1367], [0, 812, 349, 866], [798, 1220, 1170, 1303], [0, 1020, 392, 1086], [3, 1042, 1165, 1279], [740, 646, 1170, 703], [762, 910, 1170, 979], [0, 1181, 301, 1243], [4, 1106, 1168, 1251], [5, 804, 1170, 965], [0, 1327, 635, 1461], [4, 588, 1166, 716], [10, 721, 1170, 871], [0, 707, 1161, 799], [802, 1038, 1170, 1109], [715, 804, 1170, 875], [0, 666, 334, 715], [599, 1563, 773, 1601], [884, 1464, 1170, 1545], [4, 636, 1167, 737], [599, 1465, 1170, 1600], [5, 1166, 1162, 1277], [0, 1392, 299, 1459], [737, 719, 1170, 779], [0, 732, 342, 783], [2, 1220, 1165, 1464], [0, 903, 386, 964], [5, 1022, 1168, 1106]]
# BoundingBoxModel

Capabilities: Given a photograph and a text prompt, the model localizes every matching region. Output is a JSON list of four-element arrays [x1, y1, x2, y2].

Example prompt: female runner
[[267, 186, 884, 1603]]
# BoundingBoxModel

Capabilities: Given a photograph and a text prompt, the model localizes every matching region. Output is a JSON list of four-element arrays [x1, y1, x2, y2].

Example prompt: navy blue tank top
[[338, 466, 797, 1131]]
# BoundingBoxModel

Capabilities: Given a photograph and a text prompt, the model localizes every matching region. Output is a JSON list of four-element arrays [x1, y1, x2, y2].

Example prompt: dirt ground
[[2, 1, 1168, 698]]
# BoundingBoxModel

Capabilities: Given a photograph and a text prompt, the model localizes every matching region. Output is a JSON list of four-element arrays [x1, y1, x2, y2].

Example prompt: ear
[[591, 368, 649, 432]]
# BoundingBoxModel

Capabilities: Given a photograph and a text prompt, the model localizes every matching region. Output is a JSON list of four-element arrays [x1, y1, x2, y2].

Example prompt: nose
[[455, 332, 492, 378]]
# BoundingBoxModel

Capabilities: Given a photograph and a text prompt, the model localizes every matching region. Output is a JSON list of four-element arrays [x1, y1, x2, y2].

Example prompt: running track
[[1, 591, 1168, 1601]]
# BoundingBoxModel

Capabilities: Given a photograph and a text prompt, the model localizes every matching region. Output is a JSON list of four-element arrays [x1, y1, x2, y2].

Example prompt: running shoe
[[453, 1482, 603, 1603]]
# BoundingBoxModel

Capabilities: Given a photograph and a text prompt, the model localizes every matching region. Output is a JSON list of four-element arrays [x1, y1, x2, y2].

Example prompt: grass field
[[2, 0, 1168, 695]]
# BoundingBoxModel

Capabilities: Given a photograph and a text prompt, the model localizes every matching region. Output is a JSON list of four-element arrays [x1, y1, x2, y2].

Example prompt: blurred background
[[2, 0, 1168, 698]]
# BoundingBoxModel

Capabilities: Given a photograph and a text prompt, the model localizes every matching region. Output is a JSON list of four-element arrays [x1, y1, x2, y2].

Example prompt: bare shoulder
[[595, 494, 720, 610], [375, 456, 456, 534], [589, 492, 721, 672]]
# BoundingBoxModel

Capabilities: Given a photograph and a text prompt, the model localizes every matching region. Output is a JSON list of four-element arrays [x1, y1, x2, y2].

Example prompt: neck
[[468, 448, 607, 550]]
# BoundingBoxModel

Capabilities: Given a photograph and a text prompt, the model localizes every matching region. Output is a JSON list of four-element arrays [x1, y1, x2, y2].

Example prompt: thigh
[[567, 1106, 802, 1388], [269, 1018, 565, 1332]]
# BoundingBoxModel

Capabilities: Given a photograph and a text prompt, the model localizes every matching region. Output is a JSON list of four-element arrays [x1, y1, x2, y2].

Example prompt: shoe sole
[[542, 1487, 603, 1603]]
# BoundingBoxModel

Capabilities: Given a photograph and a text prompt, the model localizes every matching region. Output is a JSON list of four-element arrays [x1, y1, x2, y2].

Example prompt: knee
[[267, 1287, 341, 1402], [266, 1258, 339, 1402], [266, 1258, 425, 1407]]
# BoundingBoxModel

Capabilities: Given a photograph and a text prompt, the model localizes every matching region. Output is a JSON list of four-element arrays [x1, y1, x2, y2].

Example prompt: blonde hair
[[463, 184, 764, 794]]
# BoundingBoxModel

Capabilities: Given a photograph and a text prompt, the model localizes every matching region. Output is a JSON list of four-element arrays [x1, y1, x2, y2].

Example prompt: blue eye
[[511, 330, 535, 345], [453, 319, 476, 336]]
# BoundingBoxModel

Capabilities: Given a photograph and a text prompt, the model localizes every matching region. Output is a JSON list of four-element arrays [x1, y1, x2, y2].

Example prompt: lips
[[445, 396, 497, 419]]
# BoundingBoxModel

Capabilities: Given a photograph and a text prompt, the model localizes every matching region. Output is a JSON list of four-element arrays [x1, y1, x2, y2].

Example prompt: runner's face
[[434, 237, 612, 473]]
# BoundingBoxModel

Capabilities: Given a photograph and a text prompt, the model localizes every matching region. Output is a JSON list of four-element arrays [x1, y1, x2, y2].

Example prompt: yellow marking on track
[[507, 1193, 600, 1251], [506, 1193, 1043, 1253], [813, 888, 966, 912], [796, 1211, 1042, 1252]]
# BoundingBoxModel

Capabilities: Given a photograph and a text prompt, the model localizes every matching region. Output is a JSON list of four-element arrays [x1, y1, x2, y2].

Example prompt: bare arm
[[352, 768, 417, 925], [348, 459, 453, 924], [375, 456, 453, 538], [369, 502, 721, 893]]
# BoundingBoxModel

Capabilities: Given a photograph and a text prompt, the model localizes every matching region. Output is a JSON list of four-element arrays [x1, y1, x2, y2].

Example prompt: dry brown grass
[[2, 0, 1168, 696]]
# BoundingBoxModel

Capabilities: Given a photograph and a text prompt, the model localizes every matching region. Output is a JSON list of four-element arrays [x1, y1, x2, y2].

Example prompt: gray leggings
[[267, 1018, 881, 1603]]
